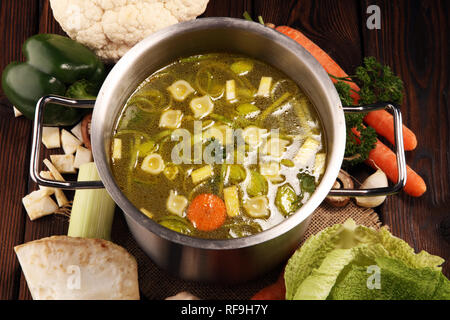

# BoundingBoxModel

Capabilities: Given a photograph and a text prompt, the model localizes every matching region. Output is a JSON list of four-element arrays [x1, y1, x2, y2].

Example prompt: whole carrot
[[275, 25, 417, 151], [365, 140, 426, 197]]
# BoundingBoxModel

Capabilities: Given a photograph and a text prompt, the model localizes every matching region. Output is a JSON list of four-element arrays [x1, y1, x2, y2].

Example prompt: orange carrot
[[365, 140, 426, 197], [251, 271, 286, 300], [363, 110, 417, 150], [187, 194, 227, 231], [275, 25, 417, 151]]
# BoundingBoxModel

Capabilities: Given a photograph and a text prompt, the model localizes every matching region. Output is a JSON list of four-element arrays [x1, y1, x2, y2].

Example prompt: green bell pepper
[[2, 34, 105, 126]]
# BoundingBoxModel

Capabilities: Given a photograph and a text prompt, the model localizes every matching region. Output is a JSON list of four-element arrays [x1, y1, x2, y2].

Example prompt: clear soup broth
[[111, 53, 326, 239]]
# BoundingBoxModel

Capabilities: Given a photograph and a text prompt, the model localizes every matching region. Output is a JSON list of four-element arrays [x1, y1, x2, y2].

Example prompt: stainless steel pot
[[30, 18, 407, 283]]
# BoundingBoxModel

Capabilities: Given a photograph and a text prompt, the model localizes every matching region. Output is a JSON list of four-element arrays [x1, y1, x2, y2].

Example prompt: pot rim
[[92, 17, 345, 250]]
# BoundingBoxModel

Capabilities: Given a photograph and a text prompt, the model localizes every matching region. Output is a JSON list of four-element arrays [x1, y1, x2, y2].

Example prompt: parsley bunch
[[333, 57, 404, 166]]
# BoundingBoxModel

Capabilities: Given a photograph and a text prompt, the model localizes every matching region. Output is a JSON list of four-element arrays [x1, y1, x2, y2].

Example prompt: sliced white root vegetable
[[74, 145, 93, 169], [70, 121, 83, 142], [191, 165, 213, 184], [166, 190, 188, 217], [243, 196, 270, 218], [159, 109, 183, 129], [256, 76, 272, 97], [262, 137, 290, 158], [50, 154, 76, 174], [39, 171, 55, 196], [167, 80, 195, 101], [203, 125, 233, 146], [242, 126, 267, 147], [294, 137, 321, 168], [224, 185, 240, 217], [112, 138, 122, 160], [13, 106, 22, 117], [43, 159, 69, 207], [313, 153, 326, 178], [226, 79, 236, 101], [355, 169, 388, 208], [260, 161, 283, 182], [141, 153, 165, 175], [42, 127, 60, 149], [61, 129, 82, 154], [190, 95, 214, 119], [22, 189, 58, 221]]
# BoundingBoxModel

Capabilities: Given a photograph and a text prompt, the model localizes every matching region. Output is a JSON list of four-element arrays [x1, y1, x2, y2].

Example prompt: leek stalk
[[67, 162, 116, 240]]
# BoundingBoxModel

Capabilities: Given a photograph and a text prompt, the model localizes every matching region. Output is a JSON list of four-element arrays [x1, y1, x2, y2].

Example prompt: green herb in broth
[[111, 53, 327, 239]]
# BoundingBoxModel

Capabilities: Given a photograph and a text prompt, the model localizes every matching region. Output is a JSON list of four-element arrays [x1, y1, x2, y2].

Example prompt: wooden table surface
[[0, 0, 448, 300]]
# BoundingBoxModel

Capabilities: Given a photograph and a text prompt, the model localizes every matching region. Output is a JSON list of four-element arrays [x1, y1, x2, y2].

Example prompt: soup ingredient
[[112, 138, 122, 159], [159, 215, 193, 234], [275, 183, 299, 216], [43, 159, 69, 207], [226, 80, 236, 101], [159, 109, 183, 129], [325, 170, 354, 207], [243, 196, 270, 218], [22, 189, 59, 221], [68, 162, 116, 240], [167, 80, 195, 101], [187, 193, 227, 231], [190, 95, 214, 119], [284, 219, 448, 300], [49, 0, 209, 62], [223, 185, 240, 217], [236, 103, 260, 117], [262, 137, 290, 158], [61, 129, 83, 155], [246, 171, 268, 197], [230, 60, 254, 75], [81, 113, 92, 150], [49, 154, 76, 174], [355, 169, 388, 208], [74, 145, 93, 169], [1, 34, 105, 125], [141, 153, 165, 175], [256, 76, 273, 97], [14, 236, 139, 300], [167, 190, 188, 217], [42, 127, 60, 149], [191, 165, 214, 184], [294, 137, 321, 167], [260, 162, 282, 182], [242, 126, 266, 147], [366, 140, 426, 197]]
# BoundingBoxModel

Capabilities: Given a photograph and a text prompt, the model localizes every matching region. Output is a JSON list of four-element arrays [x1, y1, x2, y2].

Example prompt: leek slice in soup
[[111, 53, 327, 239]]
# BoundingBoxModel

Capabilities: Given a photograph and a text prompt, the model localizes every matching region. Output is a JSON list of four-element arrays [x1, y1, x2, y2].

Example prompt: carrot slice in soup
[[187, 194, 227, 231]]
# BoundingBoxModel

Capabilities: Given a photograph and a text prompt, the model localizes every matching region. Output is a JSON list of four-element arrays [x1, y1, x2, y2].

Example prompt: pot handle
[[30, 95, 104, 189], [328, 102, 407, 197]]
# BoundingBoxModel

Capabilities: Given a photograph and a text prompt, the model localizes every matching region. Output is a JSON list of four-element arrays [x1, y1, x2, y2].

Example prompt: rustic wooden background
[[0, 0, 448, 300]]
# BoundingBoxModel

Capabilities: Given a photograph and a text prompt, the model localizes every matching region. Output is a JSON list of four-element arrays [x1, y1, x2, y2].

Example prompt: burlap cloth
[[112, 201, 381, 300]]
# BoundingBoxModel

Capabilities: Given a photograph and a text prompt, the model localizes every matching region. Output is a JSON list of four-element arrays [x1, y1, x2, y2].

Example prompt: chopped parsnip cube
[[74, 146, 93, 169], [42, 127, 60, 149], [70, 122, 83, 142], [43, 159, 69, 207], [159, 109, 183, 129], [243, 196, 270, 218], [260, 161, 283, 182], [22, 189, 58, 221], [224, 185, 240, 217], [50, 154, 76, 174], [141, 154, 165, 175], [294, 137, 321, 168], [226, 80, 236, 101], [112, 138, 122, 160], [242, 126, 267, 147], [167, 80, 195, 101], [203, 125, 233, 146], [256, 76, 272, 97], [190, 95, 214, 119], [166, 190, 188, 217], [191, 165, 213, 184], [61, 129, 82, 154], [13, 106, 22, 117]]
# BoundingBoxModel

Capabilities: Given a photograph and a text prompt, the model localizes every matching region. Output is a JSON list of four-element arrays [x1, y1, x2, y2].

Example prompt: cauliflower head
[[49, 0, 209, 62]]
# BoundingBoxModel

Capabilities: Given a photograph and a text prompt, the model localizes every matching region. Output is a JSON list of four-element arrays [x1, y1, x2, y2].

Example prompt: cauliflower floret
[[49, 0, 209, 62]]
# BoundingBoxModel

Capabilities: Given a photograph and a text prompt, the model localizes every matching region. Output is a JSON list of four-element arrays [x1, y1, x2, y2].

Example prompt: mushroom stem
[[326, 169, 354, 207]]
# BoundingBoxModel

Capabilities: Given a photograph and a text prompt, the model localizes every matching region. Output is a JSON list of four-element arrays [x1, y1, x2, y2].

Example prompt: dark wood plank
[[201, 0, 252, 18], [360, 0, 450, 275], [0, 0, 39, 300]]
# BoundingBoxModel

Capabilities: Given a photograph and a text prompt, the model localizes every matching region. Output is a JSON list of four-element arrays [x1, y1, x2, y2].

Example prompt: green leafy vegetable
[[284, 219, 449, 300], [65, 79, 99, 100]]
